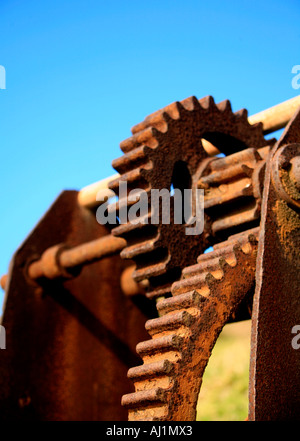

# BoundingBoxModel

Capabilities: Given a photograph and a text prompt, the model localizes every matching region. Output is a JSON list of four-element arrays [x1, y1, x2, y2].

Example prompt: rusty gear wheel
[[109, 95, 271, 298], [121, 228, 258, 421]]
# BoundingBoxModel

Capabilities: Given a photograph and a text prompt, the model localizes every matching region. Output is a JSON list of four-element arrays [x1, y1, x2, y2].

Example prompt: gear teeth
[[120, 239, 157, 260], [146, 284, 173, 300], [111, 218, 151, 237], [112, 146, 147, 174], [235, 108, 249, 120], [133, 261, 167, 282], [145, 310, 195, 336], [120, 127, 158, 153], [216, 99, 232, 112], [212, 207, 260, 235], [113, 95, 270, 300], [131, 101, 182, 135], [123, 230, 259, 421], [156, 290, 207, 316], [162, 101, 182, 120], [180, 95, 200, 111], [212, 227, 259, 250], [182, 255, 235, 278], [172, 267, 224, 296], [109, 165, 153, 193], [121, 388, 167, 409], [198, 95, 216, 109], [127, 359, 175, 381], [218, 256, 234, 272], [136, 334, 184, 357], [108, 192, 150, 218]]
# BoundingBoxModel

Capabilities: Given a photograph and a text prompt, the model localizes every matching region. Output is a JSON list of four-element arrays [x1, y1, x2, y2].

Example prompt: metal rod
[[78, 96, 300, 208], [28, 235, 126, 280], [248, 95, 300, 134], [0, 274, 7, 290], [77, 174, 119, 209], [60, 235, 126, 268]]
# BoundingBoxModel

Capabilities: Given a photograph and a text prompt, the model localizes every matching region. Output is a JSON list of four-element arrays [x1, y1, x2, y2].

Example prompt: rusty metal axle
[[28, 235, 126, 280]]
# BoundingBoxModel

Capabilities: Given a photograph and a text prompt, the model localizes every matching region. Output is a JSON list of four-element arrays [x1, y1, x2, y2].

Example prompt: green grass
[[196, 320, 251, 421]]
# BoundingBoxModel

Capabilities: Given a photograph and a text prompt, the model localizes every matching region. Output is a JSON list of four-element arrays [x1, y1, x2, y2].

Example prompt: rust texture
[[1, 94, 299, 422], [0, 191, 154, 420], [249, 110, 300, 420], [122, 230, 258, 420], [110, 95, 273, 299], [28, 235, 126, 280], [120, 97, 300, 421]]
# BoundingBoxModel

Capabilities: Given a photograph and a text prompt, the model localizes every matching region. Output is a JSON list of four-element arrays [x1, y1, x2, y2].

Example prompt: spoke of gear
[[121, 228, 258, 421], [109, 96, 272, 298]]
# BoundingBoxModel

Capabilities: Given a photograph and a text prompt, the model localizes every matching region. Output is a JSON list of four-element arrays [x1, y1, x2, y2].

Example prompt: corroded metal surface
[[249, 111, 300, 421], [28, 235, 126, 280], [110, 95, 272, 299], [0, 191, 154, 420], [1, 95, 299, 422], [122, 230, 258, 420]]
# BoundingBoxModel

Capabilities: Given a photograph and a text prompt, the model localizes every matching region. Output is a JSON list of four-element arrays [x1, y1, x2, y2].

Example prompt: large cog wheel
[[109, 96, 271, 298], [121, 228, 258, 421]]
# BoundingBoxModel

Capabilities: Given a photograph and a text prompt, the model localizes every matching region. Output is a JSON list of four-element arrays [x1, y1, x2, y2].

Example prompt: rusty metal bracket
[[249, 111, 300, 420], [0, 191, 154, 421]]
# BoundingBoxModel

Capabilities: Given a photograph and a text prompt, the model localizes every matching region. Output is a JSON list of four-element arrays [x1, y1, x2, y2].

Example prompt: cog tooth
[[131, 109, 164, 135], [113, 95, 269, 307], [128, 359, 175, 381], [156, 290, 207, 316], [162, 101, 182, 120], [180, 95, 200, 111], [111, 146, 146, 173], [120, 239, 157, 260], [198, 95, 216, 110], [250, 121, 264, 131], [183, 256, 234, 278], [235, 108, 249, 120], [136, 334, 184, 357], [172, 272, 209, 296], [109, 195, 142, 214], [121, 388, 167, 409], [131, 101, 182, 135], [211, 207, 260, 235], [120, 127, 158, 153], [145, 310, 195, 336], [204, 178, 253, 209], [216, 99, 232, 112], [204, 272, 222, 290], [199, 163, 253, 186], [120, 136, 140, 153], [123, 232, 259, 421], [111, 218, 151, 237], [233, 239, 255, 259], [133, 261, 167, 282], [109, 165, 152, 192], [209, 147, 262, 172], [197, 243, 235, 262], [226, 226, 259, 243], [145, 284, 173, 300], [218, 256, 235, 272], [132, 112, 168, 133]]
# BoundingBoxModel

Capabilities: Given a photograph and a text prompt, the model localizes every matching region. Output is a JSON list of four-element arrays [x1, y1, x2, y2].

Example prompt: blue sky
[[0, 0, 299, 308]]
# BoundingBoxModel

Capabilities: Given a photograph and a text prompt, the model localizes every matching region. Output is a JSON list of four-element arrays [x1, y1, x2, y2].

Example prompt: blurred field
[[196, 320, 252, 421]]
